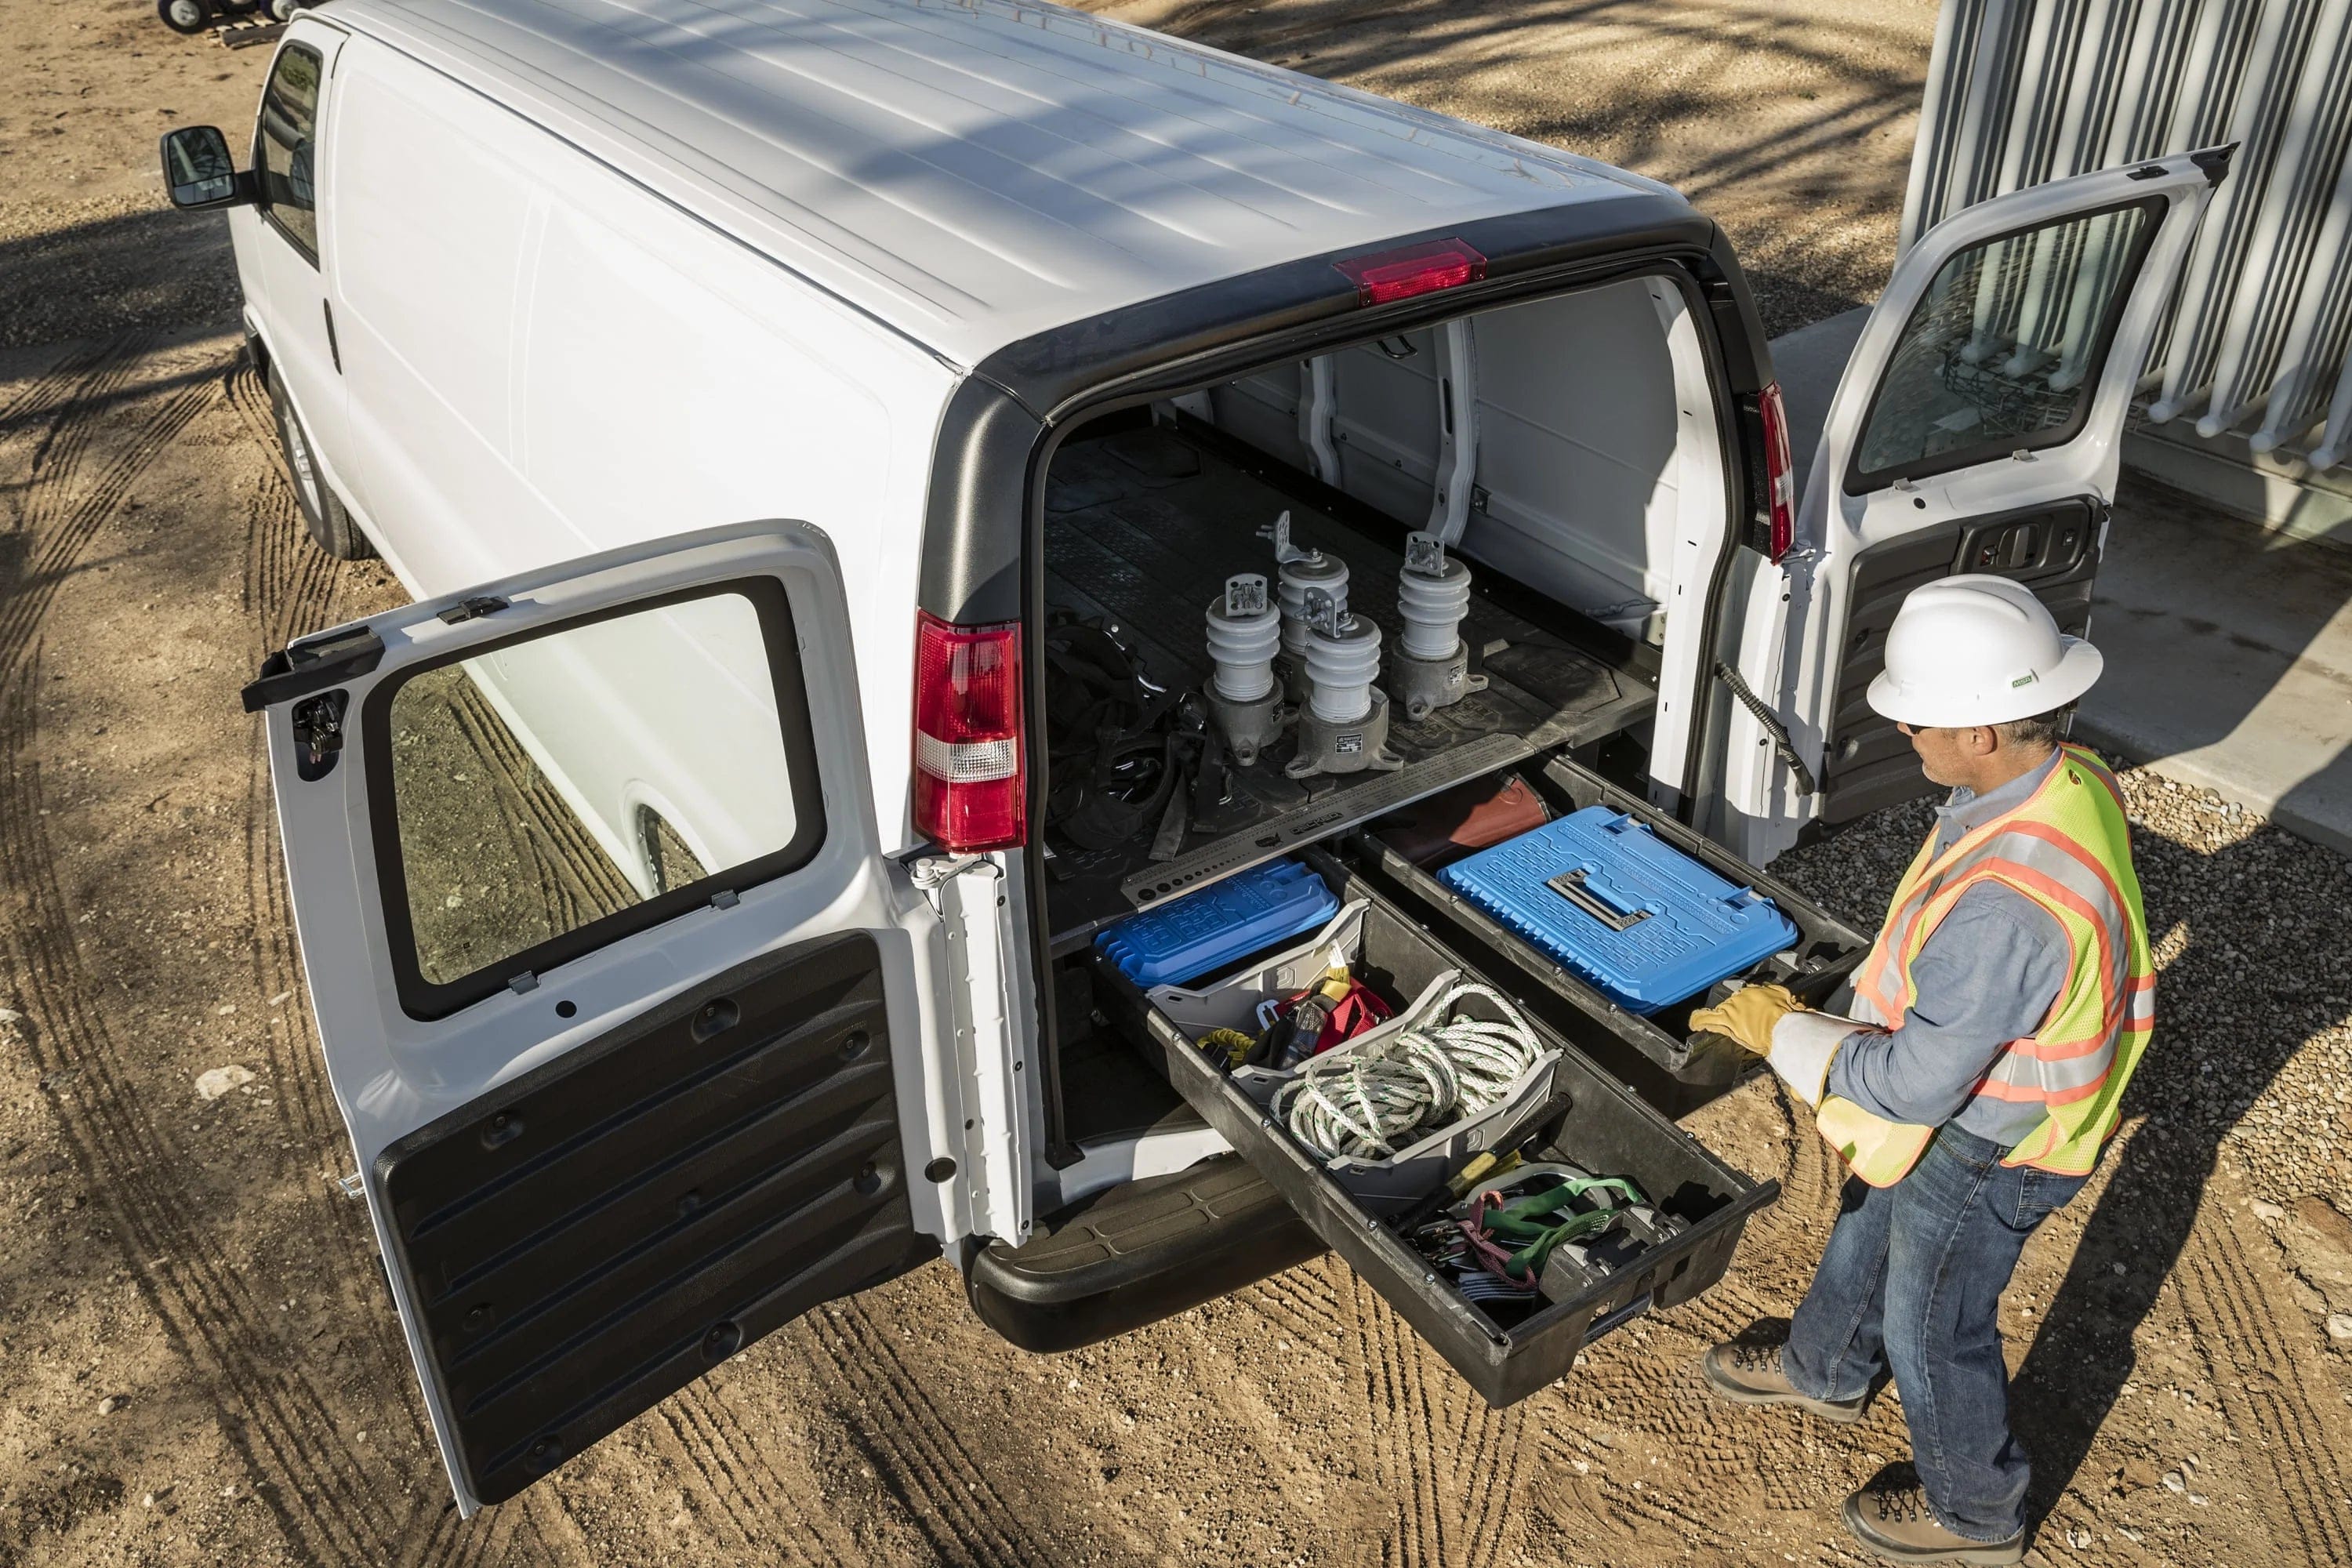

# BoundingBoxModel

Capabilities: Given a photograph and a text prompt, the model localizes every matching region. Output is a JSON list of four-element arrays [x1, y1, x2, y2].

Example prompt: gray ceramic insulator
[[1277, 551, 1348, 659], [1204, 575, 1282, 702], [1398, 535, 1472, 660], [1304, 612, 1382, 724]]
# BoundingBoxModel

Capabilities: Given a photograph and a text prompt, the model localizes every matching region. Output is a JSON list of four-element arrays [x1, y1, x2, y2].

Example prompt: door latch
[[290, 689, 350, 781]]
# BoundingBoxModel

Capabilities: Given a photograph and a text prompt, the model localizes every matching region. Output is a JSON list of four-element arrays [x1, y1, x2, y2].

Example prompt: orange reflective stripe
[[1975, 1067, 2111, 1105], [1976, 859, 2122, 1023]]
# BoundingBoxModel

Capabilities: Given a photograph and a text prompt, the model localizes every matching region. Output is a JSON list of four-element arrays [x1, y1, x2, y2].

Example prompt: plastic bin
[[1097, 870, 1779, 1407], [1095, 858, 1338, 986], [1147, 902, 1561, 1214]]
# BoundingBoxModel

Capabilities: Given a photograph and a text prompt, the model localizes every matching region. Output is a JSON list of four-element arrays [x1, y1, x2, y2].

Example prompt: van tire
[[267, 367, 375, 561], [157, 0, 212, 34]]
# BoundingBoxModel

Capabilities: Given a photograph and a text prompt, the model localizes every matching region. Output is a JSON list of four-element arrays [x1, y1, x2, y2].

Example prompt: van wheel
[[263, 0, 308, 21], [158, 0, 213, 34], [267, 367, 375, 561]]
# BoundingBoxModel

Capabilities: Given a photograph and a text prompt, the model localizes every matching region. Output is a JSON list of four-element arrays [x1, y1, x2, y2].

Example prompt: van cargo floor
[[1042, 426, 1655, 949]]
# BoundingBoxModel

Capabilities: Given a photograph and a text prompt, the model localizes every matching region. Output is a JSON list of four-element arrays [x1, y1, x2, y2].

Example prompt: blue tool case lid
[[1096, 859, 1341, 988], [1437, 807, 1798, 1013]]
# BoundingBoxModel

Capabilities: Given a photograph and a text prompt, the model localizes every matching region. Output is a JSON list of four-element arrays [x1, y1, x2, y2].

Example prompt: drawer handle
[[1545, 867, 1652, 931]]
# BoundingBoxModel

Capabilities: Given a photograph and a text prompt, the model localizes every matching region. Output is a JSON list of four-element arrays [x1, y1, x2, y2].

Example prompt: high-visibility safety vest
[[1816, 744, 2156, 1186]]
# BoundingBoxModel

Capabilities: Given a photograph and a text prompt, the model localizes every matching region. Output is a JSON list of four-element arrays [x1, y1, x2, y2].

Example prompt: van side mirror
[[160, 126, 246, 210]]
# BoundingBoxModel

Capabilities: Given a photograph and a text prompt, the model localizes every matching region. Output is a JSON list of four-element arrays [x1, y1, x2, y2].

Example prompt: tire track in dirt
[[2175, 1217, 2352, 1566], [222, 357, 522, 1568], [1327, 1257, 1537, 1567], [0, 341, 495, 1566], [654, 1384, 855, 1567], [809, 1300, 1071, 1568], [0, 337, 201, 683], [0, 677, 423, 1565]]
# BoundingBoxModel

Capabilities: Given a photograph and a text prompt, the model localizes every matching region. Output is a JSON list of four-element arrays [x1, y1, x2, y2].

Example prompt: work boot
[[1842, 1465, 2025, 1565], [1699, 1325, 1867, 1423]]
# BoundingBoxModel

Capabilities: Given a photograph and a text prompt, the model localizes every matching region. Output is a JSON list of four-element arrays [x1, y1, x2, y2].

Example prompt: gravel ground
[[1774, 765, 2352, 1221], [5, 7, 2352, 1568]]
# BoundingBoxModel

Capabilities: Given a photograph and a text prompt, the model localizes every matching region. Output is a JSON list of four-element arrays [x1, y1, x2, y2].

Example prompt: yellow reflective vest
[[1816, 745, 2156, 1185]]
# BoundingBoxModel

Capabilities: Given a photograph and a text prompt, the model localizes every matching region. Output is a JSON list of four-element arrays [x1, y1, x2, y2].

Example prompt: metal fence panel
[[1905, 0, 2352, 470]]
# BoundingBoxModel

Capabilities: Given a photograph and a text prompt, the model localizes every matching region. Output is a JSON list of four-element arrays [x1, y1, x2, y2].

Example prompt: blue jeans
[[1782, 1124, 2090, 1542]]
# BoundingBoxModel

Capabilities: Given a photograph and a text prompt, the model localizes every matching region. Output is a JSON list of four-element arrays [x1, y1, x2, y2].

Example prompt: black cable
[[1714, 660, 1817, 797]]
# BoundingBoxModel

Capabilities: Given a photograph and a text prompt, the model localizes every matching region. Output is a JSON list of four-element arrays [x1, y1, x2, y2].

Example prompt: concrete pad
[[2078, 483, 2352, 858], [1765, 305, 1871, 494], [1769, 316, 2352, 857]]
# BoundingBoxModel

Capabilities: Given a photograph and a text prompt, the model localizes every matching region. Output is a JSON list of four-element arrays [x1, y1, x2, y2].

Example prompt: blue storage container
[[1437, 807, 1798, 1013], [1097, 860, 1341, 987]]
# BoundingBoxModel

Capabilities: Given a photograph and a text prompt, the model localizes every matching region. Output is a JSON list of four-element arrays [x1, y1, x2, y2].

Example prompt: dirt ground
[[5, 5, 2352, 1568]]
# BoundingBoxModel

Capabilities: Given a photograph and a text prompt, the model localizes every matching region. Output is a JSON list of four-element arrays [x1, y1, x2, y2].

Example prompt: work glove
[[1687, 982, 1802, 1057], [1690, 985, 1862, 1109]]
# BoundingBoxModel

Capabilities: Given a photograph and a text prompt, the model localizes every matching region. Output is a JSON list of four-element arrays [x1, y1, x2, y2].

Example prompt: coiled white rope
[[1272, 982, 1543, 1161]]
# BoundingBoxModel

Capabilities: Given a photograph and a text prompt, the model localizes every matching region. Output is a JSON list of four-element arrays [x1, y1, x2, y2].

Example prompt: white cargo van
[[162, 0, 2220, 1514]]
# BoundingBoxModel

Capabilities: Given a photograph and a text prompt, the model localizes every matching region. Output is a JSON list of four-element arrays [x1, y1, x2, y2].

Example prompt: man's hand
[[1689, 982, 1803, 1056]]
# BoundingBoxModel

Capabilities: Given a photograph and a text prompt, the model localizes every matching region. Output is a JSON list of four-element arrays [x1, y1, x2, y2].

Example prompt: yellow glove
[[1688, 982, 1803, 1057]]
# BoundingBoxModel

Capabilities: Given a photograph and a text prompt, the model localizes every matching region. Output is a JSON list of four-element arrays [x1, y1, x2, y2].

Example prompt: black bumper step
[[966, 1155, 1323, 1353]]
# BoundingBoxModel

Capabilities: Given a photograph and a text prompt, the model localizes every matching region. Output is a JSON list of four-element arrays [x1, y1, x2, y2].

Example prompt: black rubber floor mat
[[1043, 430, 1653, 947]]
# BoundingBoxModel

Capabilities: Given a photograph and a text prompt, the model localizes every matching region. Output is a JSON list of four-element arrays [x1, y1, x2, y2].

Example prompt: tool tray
[[1145, 902, 1562, 1214], [1356, 755, 1871, 1113], [1438, 806, 1799, 1013], [1097, 862, 1778, 1407]]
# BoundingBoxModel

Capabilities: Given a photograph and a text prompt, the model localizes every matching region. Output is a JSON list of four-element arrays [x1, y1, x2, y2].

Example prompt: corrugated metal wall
[[1904, 0, 2352, 469]]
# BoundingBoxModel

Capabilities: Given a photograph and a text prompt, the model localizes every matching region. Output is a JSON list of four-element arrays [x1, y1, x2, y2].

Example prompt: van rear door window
[[256, 43, 325, 262], [365, 579, 827, 1018]]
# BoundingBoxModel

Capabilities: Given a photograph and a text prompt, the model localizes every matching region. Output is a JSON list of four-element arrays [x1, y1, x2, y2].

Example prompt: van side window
[[256, 43, 325, 263]]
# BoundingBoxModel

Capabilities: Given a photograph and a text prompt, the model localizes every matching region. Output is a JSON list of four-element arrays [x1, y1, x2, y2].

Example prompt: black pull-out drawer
[[1350, 755, 1872, 1112], [1095, 872, 1777, 1408]]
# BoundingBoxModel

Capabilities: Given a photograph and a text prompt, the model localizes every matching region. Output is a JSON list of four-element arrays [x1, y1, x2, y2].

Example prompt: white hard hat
[[1866, 574, 2103, 727]]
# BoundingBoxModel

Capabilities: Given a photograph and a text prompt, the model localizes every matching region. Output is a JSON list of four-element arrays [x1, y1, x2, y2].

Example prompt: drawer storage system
[[1351, 757, 1871, 1109], [1094, 866, 1780, 1407]]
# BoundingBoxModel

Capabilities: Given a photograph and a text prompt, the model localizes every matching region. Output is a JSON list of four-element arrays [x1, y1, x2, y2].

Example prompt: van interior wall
[[1038, 278, 1708, 1150], [1207, 275, 1690, 645]]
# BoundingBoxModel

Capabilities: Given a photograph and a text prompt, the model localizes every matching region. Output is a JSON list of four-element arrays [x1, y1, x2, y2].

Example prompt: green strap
[[1479, 1177, 1646, 1280]]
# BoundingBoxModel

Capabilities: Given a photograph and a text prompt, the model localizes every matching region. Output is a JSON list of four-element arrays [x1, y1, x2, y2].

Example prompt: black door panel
[[1817, 499, 2101, 826], [376, 931, 928, 1504]]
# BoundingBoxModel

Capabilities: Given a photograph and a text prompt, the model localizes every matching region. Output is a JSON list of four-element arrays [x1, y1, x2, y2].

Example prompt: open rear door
[[245, 523, 942, 1512], [1729, 149, 2227, 855]]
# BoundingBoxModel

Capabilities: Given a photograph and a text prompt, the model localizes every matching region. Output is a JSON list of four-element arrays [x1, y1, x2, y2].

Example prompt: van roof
[[331, 0, 1686, 369]]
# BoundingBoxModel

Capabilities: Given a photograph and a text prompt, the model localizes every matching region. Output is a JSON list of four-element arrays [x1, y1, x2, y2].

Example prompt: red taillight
[[913, 611, 1025, 852], [1759, 380, 1798, 561], [1334, 238, 1488, 306]]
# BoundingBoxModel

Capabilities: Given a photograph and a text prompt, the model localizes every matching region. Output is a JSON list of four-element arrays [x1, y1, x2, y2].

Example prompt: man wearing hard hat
[[1690, 576, 2154, 1566]]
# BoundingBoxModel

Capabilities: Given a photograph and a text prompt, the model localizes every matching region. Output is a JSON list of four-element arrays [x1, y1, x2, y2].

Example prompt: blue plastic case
[[1096, 860, 1341, 987], [1437, 807, 1798, 1013]]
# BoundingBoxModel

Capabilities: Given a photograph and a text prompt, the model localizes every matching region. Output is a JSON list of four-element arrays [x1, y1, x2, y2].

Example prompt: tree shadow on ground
[[0, 204, 240, 353]]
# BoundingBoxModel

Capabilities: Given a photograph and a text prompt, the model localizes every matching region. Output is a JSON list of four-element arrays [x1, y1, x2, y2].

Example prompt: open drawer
[[1093, 868, 1778, 1407], [1345, 755, 1871, 1105]]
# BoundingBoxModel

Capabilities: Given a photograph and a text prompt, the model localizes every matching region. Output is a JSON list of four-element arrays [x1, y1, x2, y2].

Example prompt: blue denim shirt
[[1826, 750, 2067, 1149]]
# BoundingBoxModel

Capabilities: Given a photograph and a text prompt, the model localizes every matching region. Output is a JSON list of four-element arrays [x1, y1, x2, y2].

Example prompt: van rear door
[[246, 523, 946, 1513], [1719, 151, 2225, 858]]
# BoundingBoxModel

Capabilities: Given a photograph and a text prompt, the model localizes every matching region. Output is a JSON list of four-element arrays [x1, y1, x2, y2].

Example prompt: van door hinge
[[916, 856, 1032, 1245], [435, 595, 510, 625], [289, 689, 350, 781]]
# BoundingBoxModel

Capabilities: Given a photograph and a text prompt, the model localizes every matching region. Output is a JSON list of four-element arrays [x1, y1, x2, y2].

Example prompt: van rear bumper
[[964, 1156, 1324, 1354]]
